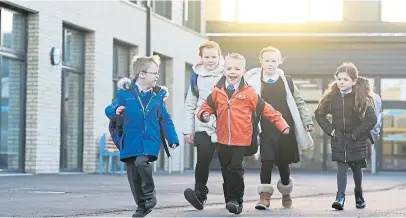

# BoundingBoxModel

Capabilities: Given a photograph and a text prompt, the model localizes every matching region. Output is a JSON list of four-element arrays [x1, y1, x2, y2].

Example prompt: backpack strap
[[152, 86, 162, 94], [190, 72, 199, 98], [285, 75, 295, 94], [153, 85, 171, 158], [206, 89, 217, 117]]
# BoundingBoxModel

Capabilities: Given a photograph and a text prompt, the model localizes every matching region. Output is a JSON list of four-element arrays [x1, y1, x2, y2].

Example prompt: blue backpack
[[190, 72, 200, 98]]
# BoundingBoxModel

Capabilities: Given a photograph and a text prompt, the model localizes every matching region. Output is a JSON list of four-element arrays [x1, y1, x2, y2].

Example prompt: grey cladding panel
[[220, 41, 406, 76]]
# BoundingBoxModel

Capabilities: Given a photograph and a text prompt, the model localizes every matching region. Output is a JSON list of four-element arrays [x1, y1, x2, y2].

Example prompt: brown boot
[[277, 178, 294, 208], [255, 184, 273, 210]]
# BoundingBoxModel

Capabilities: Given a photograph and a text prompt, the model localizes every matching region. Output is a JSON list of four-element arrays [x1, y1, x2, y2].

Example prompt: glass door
[[380, 107, 406, 171], [60, 69, 84, 171]]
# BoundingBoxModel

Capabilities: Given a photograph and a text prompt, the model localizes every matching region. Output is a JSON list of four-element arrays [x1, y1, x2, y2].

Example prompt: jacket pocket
[[234, 93, 248, 100]]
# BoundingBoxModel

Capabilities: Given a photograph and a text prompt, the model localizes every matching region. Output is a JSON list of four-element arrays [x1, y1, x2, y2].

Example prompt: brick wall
[[83, 33, 96, 172], [24, 13, 40, 173], [25, 10, 63, 173], [11, 0, 206, 173]]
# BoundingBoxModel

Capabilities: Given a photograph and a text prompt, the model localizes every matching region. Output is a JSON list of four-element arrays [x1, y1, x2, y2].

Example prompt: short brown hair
[[198, 41, 222, 57]]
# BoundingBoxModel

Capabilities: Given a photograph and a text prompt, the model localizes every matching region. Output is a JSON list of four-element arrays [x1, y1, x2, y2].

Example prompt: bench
[[98, 133, 125, 175]]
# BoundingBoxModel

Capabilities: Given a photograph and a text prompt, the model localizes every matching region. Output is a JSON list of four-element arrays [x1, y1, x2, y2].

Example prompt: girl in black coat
[[315, 62, 377, 211]]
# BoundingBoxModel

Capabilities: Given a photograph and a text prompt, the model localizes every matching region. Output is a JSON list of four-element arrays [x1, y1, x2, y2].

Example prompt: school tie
[[267, 79, 275, 84], [226, 85, 235, 99]]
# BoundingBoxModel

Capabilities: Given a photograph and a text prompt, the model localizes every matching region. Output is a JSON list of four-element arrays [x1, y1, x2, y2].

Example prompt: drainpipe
[[146, 0, 152, 56]]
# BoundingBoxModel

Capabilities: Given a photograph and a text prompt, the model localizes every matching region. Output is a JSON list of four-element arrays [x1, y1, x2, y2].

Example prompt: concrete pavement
[[0, 171, 405, 217]]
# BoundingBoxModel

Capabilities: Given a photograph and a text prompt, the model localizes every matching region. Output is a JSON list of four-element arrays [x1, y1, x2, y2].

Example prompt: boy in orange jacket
[[197, 53, 290, 215]]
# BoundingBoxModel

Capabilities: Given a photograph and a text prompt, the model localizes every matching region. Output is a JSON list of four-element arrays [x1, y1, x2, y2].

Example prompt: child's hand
[[282, 127, 290, 134], [202, 112, 210, 122], [116, 106, 125, 115], [184, 134, 194, 144], [170, 144, 178, 149], [305, 124, 314, 132]]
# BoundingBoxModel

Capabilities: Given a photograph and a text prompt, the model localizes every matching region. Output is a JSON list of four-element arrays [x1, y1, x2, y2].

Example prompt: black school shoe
[[226, 201, 243, 215], [184, 185, 208, 210], [355, 189, 366, 209], [132, 206, 152, 217], [332, 192, 345, 210]]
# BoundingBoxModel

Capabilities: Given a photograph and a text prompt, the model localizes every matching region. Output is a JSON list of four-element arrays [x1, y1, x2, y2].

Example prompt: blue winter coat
[[105, 79, 179, 161]]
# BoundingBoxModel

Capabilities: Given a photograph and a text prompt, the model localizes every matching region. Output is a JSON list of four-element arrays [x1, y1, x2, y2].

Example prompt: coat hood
[[245, 68, 285, 80], [116, 77, 169, 98], [192, 56, 225, 77]]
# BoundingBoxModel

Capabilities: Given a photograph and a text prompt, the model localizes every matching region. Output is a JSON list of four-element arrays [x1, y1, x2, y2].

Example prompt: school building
[[2, 0, 406, 174], [0, 0, 206, 174], [206, 0, 406, 172]]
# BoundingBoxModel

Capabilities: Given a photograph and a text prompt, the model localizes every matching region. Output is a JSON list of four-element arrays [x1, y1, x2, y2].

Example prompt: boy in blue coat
[[105, 55, 179, 217]]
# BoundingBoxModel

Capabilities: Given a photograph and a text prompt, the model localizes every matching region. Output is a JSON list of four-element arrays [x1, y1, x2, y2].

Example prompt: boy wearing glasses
[[105, 55, 179, 217]]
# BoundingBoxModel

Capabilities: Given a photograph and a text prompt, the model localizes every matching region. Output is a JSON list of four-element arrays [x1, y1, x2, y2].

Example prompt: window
[[61, 27, 85, 172], [221, 0, 343, 22], [309, 0, 342, 22], [292, 78, 323, 101], [381, 79, 406, 101], [112, 41, 131, 97], [381, 0, 406, 22], [238, 0, 308, 23], [0, 8, 26, 172], [184, 0, 201, 32], [153, 0, 172, 19], [220, 0, 236, 21], [63, 28, 84, 69], [1, 8, 26, 53]]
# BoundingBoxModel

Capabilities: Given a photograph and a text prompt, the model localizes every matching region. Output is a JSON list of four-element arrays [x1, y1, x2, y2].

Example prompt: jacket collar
[[216, 76, 247, 91]]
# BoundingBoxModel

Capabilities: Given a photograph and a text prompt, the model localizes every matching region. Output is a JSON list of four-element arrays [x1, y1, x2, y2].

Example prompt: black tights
[[260, 160, 291, 185], [337, 161, 363, 193]]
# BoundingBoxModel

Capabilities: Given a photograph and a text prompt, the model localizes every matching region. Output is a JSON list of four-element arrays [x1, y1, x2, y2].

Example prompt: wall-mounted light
[[50, 47, 62, 65]]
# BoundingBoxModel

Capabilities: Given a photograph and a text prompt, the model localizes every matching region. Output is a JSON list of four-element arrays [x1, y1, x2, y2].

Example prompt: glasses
[[143, 71, 160, 76]]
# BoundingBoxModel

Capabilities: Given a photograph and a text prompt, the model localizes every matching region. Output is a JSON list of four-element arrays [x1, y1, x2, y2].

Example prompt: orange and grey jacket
[[197, 76, 290, 146]]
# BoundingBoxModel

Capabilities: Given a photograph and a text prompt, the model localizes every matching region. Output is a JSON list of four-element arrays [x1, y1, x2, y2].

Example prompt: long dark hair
[[318, 62, 374, 118]]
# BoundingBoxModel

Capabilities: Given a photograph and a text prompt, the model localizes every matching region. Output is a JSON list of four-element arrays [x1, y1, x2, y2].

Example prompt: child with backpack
[[183, 41, 225, 210], [105, 55, 179, 217], [315, 62, 377, 210], [108, 85, 170, 152], [198, 53, 290, 215], [244, 46, 314, 210]]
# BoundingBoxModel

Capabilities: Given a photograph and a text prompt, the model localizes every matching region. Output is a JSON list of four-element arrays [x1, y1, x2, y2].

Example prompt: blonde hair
[[198, 41, 222, 57], [225, 53, 246, 66], [132, 55, 160, 80], [259, 46, 284, 63]]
